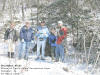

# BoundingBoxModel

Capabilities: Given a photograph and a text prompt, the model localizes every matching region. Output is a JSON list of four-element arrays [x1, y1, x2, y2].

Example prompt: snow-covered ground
[[0, 1, 100, 75], [0, 42, 100, 75], [0, 55, 88, 75]]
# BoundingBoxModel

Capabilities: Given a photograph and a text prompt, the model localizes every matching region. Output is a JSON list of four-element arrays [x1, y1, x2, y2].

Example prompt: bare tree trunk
[[2, 0, 7, 11], [37, 0, 39, 26], [22, 3, 25, 21]]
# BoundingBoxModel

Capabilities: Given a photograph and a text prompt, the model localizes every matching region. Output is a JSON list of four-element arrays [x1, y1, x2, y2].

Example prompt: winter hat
[[58, 21, 63, 24]]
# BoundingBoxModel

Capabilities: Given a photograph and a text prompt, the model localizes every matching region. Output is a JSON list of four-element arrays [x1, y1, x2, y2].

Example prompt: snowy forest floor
[[0, 41, 100, 75], [0, 55, 92, 75], [0, 0, 100, 75]]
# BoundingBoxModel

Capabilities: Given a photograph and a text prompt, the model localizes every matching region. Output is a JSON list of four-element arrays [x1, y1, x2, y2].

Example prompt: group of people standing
[[4, 20, 67, 62]]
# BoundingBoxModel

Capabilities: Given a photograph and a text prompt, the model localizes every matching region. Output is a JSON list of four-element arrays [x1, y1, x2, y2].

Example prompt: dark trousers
[[51, 46, 56, 60]]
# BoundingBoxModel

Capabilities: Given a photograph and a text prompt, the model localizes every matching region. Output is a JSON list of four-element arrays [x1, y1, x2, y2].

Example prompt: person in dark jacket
[[19, 21, 34, 60], [48, 28, 57, 60], [4, 22, 18, 58]]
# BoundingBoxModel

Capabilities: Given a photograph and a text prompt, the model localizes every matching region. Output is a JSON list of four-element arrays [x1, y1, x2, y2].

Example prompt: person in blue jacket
[[19, 21, 34, 60], [48, 28, 57, 60], [35, 21, 49, 60]]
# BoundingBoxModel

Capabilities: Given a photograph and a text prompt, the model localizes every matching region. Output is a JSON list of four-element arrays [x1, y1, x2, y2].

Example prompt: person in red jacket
[[55, 21, 67, 62]]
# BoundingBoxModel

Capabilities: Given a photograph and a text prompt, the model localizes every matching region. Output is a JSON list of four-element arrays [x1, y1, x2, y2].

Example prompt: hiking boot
[[24, 56, 28, 60], [54, 59, 59, 62], [8, 52, 10, 58], [52, 57, 55, 60], [11, 52, 14, 58], [35, 57, 39, 60], [41, 57, 45, 60], [8, 52, 14, 58], [24, 57, 28, 60], [18, 57, 21, 60]]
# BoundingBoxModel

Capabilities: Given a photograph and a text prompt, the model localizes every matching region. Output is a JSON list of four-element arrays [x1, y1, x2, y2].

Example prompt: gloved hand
[[31, 40, 34, 43]]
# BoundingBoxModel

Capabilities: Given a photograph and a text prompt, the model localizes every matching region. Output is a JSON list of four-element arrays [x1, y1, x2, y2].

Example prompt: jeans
[[19, 42, 31, 59], [55, 44, 64, 62], [37, 40, 46, 58]]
